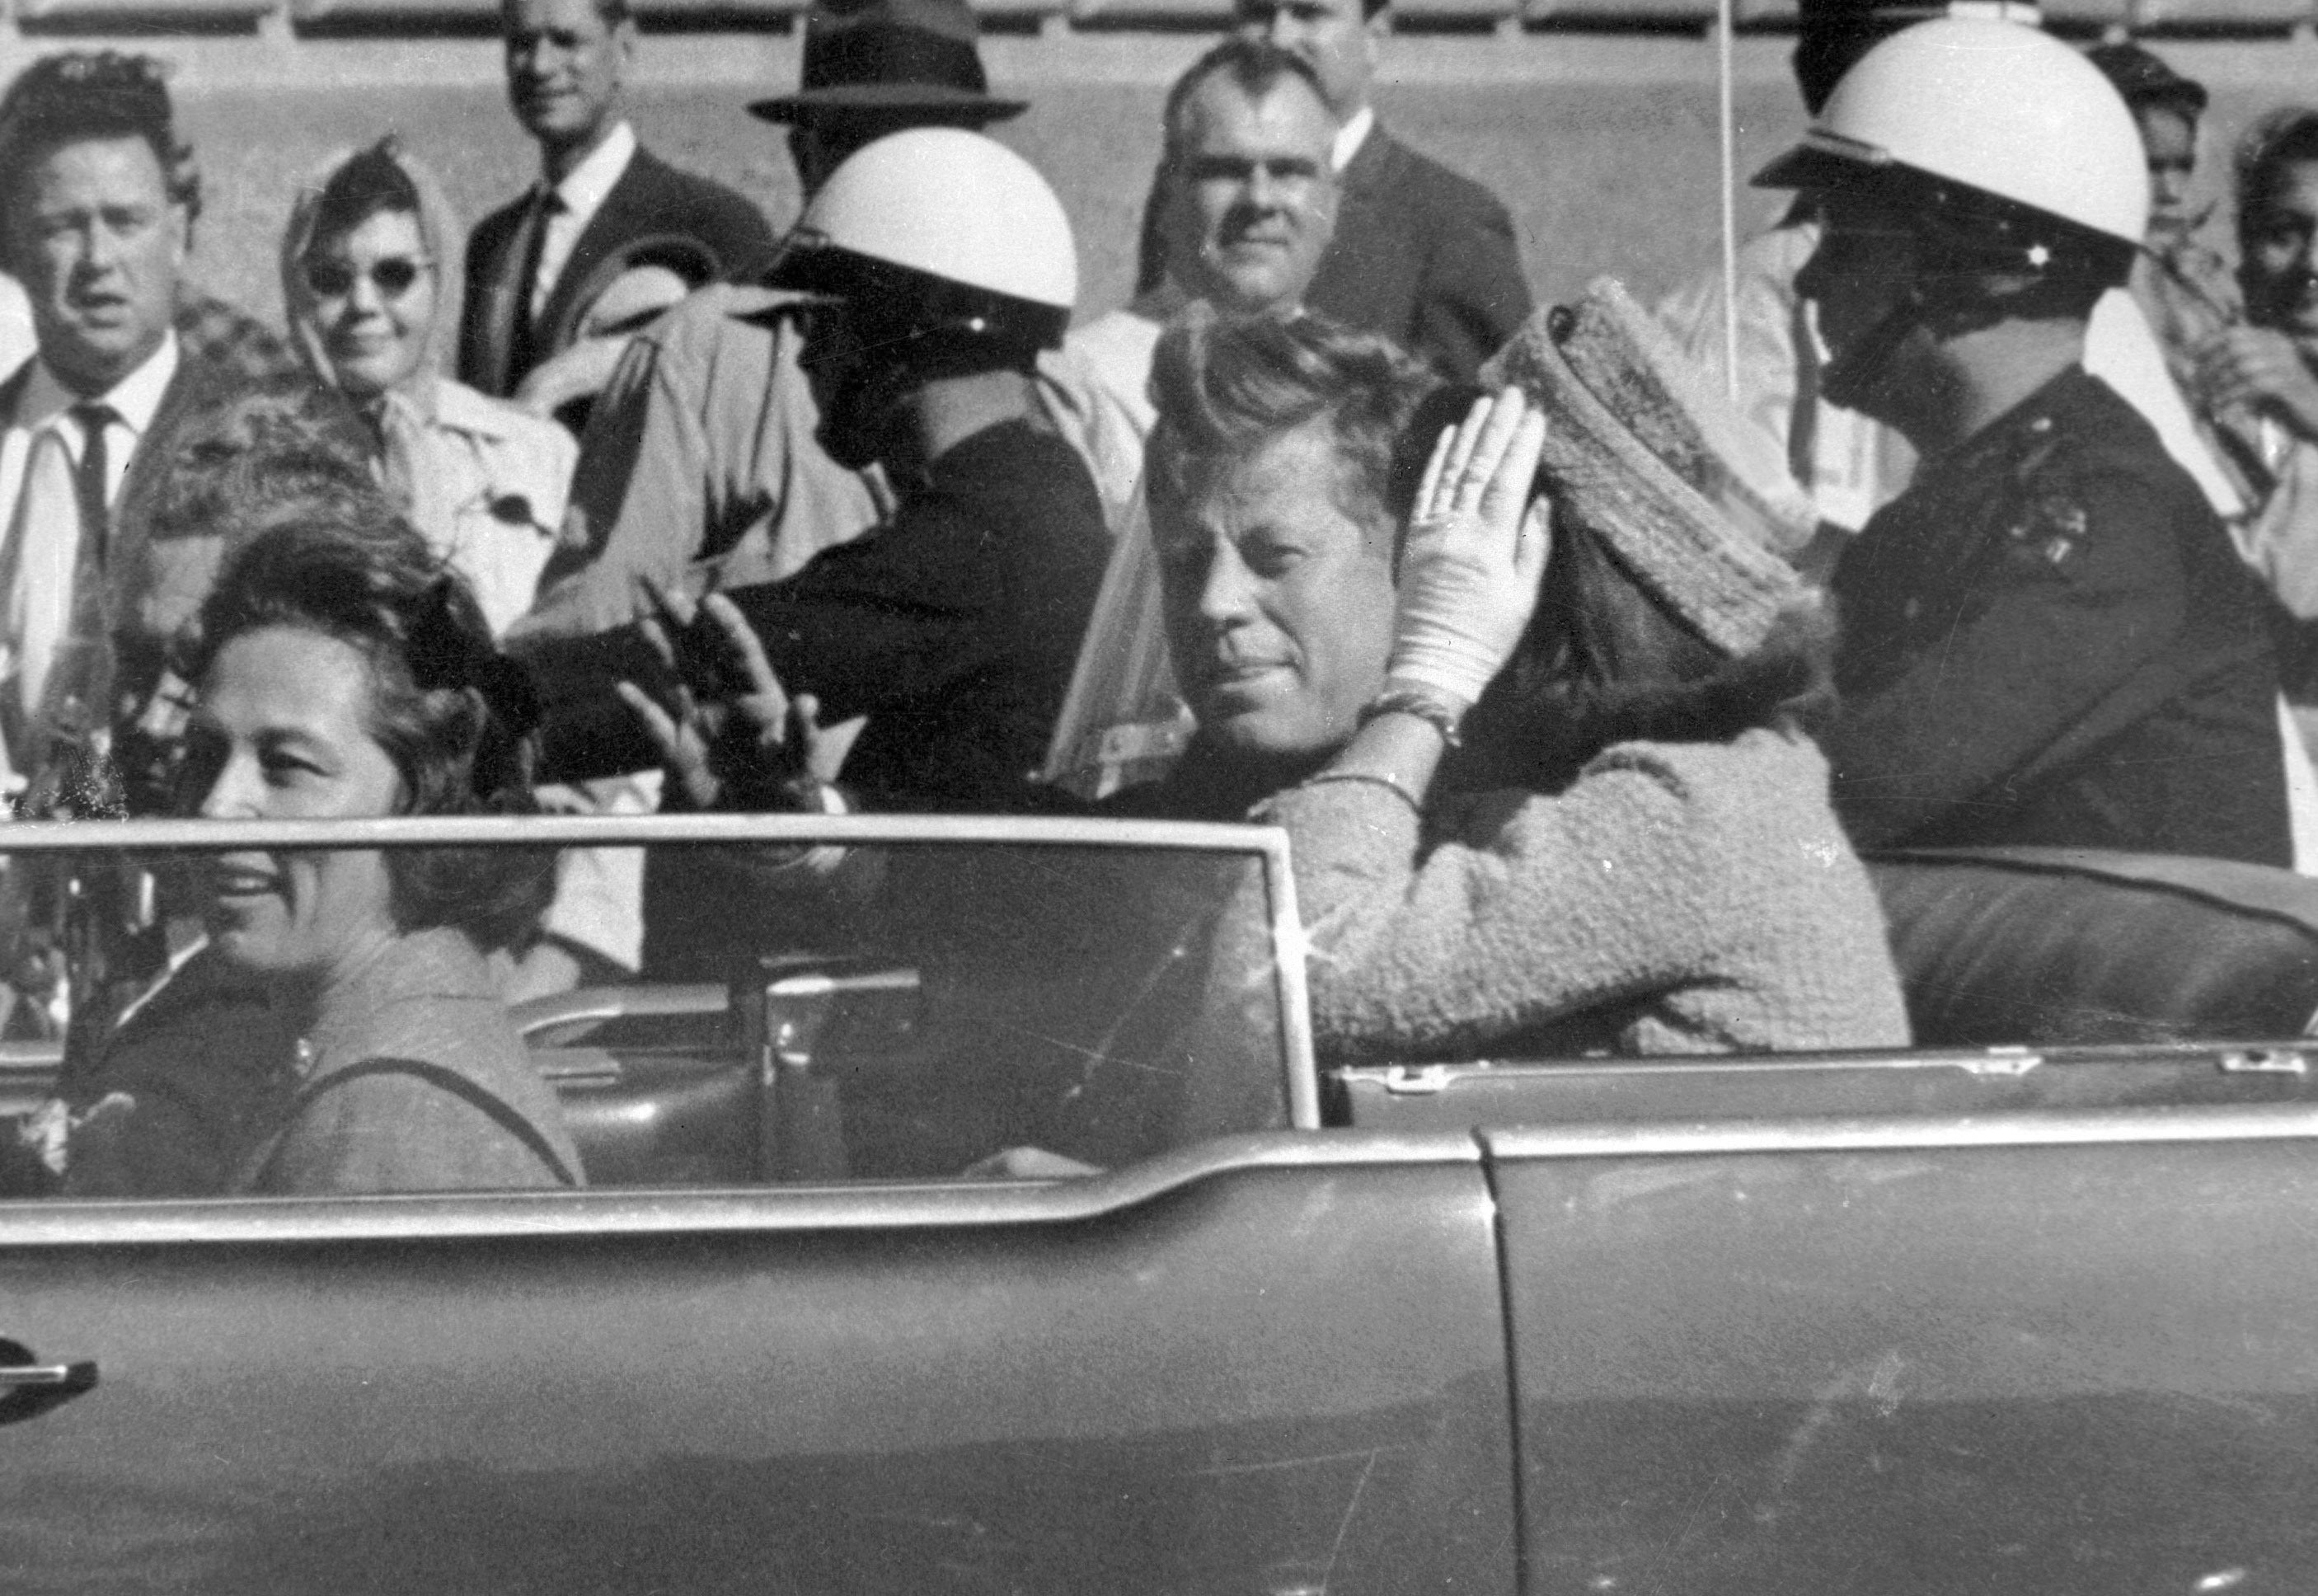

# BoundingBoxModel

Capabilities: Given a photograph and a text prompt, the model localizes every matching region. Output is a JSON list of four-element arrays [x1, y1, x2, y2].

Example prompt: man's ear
[[164, 200, 190, 274]]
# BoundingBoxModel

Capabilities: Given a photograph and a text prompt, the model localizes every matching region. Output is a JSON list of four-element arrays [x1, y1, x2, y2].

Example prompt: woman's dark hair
[[1454, 522, 1837, 792], [306, 138, 425, 252], [1146, 305, 1441, 546], [187, 514, 552, 951], [2236, 108, 2318, 323]]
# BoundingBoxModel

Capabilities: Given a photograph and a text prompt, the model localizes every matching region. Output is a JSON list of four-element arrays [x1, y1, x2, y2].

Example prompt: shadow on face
[[1163, 72, 1339, 316], [9, 133, 185, 397], [1154, 419, 1397, 767]]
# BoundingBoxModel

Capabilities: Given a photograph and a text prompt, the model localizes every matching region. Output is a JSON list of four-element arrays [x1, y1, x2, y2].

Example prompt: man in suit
[[511, 0, 1027, 648], [459, 0, 777, 401], [0, 51, 265, 808], [1131, 0, 1529, 382]]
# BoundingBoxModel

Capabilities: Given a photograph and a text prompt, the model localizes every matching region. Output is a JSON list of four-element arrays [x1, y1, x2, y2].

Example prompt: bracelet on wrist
[[1358, 687, 1466, 749], [1297, 768, 1425, 814]]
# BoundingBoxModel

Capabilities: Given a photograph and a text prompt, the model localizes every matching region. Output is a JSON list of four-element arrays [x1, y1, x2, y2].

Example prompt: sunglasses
[[302, 256, 432, 299]]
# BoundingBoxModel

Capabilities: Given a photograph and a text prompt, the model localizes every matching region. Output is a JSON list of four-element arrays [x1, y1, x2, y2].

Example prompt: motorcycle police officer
[[528, 129, 1109, 815], [1758, 16, 2292, 863]]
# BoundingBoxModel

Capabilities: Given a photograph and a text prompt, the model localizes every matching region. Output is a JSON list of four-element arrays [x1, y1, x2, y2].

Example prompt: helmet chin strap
[[1820, 267, 2019, 416], [1819, 284, 1927, 416]]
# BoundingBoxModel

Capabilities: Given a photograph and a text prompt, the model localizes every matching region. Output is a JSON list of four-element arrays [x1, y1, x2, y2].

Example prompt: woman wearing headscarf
[[281, 137, 577, 637], [284, 138, 645, 996]]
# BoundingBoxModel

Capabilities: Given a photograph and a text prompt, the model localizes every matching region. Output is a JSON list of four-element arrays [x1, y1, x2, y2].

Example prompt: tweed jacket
[[1265, 728, 1912, 1061], [458, 144, 776, 399]]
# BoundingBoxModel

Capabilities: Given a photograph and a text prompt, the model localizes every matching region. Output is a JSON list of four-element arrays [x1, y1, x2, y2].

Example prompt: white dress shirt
[[0, 332, 179, 519], [0, 333, 178, 766], [1331, 104, 1373, 174], [529, 120, 638, 322]]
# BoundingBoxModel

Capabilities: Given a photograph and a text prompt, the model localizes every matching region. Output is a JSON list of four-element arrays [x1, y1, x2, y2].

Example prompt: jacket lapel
[[533, 148, 665, 359]]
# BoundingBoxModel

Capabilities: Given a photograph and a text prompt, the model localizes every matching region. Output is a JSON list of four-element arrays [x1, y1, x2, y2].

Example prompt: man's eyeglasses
[[302, 256, 432, 299]]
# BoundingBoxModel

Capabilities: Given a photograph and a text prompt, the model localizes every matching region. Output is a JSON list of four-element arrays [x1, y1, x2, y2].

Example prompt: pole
[[1716, 0, 1741, 402]]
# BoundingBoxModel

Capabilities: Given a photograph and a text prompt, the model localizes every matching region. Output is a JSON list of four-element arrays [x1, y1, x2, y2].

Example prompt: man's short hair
[[1147, 304, 1438, 544], [504, 0, 631, 27], [0, 52, 197, 230], [1161, 38, 1331, 166]]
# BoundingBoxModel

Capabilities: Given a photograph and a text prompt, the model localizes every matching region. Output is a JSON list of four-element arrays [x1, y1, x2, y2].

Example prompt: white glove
[[1387, 388, 1552, 710]]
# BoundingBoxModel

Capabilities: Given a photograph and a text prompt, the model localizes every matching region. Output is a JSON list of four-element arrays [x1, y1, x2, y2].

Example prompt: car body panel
[[1489, 1110, 2318, 1594], [0, 1140, 1512, 1590]]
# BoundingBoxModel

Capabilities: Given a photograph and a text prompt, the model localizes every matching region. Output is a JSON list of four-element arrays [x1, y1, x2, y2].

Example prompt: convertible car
[[1, 810, 2316, 1594]]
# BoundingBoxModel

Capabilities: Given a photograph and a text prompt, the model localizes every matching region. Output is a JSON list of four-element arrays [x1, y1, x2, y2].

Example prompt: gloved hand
[[1387, 387, 1552, 710]]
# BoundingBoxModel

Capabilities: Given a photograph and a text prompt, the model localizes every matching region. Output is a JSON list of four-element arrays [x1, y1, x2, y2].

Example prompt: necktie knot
[[64, 403, 118, 547]]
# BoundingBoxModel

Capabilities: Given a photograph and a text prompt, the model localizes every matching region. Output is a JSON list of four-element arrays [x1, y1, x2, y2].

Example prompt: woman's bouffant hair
[[305, 137, 425, 248], [2236, 108, 2318, 317], [1455, 495, 1838, 792], [1145, 305, 1443, 545], [187, 513, 553, 952]]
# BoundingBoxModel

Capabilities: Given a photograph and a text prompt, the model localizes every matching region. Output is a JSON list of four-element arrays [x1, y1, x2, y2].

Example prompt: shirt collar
[[547, 120, 637, 220], [1332, 106, 1374, 172], [20, 331, 179, 436]]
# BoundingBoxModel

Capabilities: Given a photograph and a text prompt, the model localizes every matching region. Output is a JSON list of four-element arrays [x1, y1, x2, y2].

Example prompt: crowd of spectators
[[0, 0, 2313, 1190]]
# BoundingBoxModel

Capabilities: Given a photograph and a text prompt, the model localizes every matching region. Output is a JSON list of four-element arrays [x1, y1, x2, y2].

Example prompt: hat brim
[[1752, 139, 1878, 191], [748, 85, 1029, 123]]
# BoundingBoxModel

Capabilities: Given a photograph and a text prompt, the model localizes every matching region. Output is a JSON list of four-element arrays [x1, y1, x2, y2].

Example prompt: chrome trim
[[0, 1363, 86, 1388], [509, 983, 728, 1040], [0, 1129, 1480, 1246], [1266, 838, 1321, 1131], [1482, 1101, 2318, 1161], [0, 813, 1286, 853]]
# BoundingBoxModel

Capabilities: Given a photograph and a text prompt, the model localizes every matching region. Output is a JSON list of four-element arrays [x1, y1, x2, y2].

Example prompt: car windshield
[[0, 814, 1305, 1199]]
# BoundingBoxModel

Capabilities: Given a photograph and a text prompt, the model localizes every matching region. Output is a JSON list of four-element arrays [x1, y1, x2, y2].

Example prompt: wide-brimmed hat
[[748, 0, 1027, 124]]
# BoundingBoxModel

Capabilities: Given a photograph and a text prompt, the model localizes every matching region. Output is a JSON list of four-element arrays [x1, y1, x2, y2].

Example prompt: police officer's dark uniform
[[1756, 18, 2295, 867], [528, 415, 1107, 812], [1825, 365, 2292, 864]]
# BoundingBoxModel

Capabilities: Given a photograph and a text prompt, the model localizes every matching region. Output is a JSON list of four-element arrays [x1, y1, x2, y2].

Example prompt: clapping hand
[[2199, 326, 2318, 443], [1389, 387, 1553, 709], [616, 576, 826, 812]]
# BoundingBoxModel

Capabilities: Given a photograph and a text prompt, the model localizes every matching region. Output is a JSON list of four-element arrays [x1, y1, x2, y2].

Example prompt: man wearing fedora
[[459, 0, 777, 401], [507, 0, 1027, 645]]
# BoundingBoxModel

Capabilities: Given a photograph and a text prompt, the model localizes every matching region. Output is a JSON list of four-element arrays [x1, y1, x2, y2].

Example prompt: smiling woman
[[281, 138, 576, 637], [156, 512, 582, 1194]]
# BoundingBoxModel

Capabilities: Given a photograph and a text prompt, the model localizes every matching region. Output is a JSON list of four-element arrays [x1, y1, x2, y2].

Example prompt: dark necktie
[[507, 189, 565, 384], [68, 402, 115, 565]]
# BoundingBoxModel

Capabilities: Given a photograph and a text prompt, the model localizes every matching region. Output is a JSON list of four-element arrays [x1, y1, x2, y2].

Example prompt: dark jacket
[[1133, 121, 1532, 383], [529, 418, 1110, 812], [0, 347, 268, 736], [1824, 365, 2291, 866], [458, 144, 777, 399]]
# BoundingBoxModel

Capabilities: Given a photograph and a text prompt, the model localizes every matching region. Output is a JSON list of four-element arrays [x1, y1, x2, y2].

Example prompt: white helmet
[[1757, 16, 2146, 267], [768, 127, 1077, 352]]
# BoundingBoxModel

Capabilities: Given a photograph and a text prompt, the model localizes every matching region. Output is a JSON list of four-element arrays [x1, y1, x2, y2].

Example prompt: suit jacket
[[0, 349, 283, 810], [458, 144, 777, 400], [1133, 122, 1532, 383], [0, 349, 258, 704]]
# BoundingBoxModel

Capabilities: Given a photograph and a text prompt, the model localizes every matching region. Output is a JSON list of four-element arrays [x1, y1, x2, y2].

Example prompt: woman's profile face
[[185, 626, 406, 985], [304, 207, 436, 400], [2243, 157, 2318, 340]]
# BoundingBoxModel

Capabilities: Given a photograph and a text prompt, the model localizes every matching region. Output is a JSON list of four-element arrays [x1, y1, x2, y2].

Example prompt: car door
[[0, 814, 1518, 1595], [1489, 1105, 2318, 1595]]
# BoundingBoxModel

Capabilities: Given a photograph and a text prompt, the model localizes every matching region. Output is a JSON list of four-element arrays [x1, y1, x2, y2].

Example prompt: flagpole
[[1717, 0, 1741, 402]]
